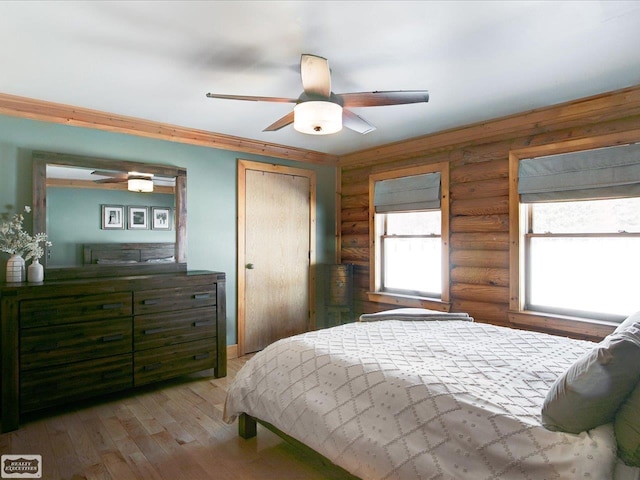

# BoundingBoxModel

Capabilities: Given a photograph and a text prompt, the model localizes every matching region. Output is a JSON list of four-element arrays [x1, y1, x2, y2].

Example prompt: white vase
[[6, 254, 25, 283], [28, 258, 44, 283]]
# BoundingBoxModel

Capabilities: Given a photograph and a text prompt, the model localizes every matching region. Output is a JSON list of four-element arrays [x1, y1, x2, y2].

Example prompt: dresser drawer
[[134, 307, 216, 351], [134, 285, 216, 315], [20, 292, 132, 328], [134, 339, 216, 386], [20, 354, 132, 413], [20, 318, 132, 370]]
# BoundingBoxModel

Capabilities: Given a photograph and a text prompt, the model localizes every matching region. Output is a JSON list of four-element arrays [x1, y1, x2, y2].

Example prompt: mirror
[[32, 151, 187, 280]]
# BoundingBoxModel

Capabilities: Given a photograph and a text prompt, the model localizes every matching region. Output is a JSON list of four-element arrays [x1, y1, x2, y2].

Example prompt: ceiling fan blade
[[206, 93, 297, 103], [263, 111, 295, 132], [340, 90, 429, 108], [91, 170, 127, 179], [300, 54, 331, 98], [94, 178, 126, 184], [342, 109, 376, 134]]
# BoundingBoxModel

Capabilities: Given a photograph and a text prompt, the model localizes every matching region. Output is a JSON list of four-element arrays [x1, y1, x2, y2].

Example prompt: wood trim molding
[[4, 86, 640, 169], [508, 151, 523, 313], [0, 92, 339, 166], [340, 84, 640, 168], [508, 311, 616, 341], [335, 167, 342, 263], [366, 292, 451, 312]]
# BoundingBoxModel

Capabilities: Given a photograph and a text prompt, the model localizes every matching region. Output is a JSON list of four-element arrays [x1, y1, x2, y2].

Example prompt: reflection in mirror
[[32, 151, 187, 280], [45, 164, 176, 267]]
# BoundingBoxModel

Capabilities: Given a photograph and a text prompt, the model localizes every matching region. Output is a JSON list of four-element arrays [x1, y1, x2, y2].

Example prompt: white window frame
[[368, 162, 450, 310], [378, 210, 442, 297], [522, 201, 639, 321], [508, 134, 640, 338]]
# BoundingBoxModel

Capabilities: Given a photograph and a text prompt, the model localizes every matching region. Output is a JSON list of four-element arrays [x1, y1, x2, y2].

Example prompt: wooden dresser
[[0, 270, 226, 432]]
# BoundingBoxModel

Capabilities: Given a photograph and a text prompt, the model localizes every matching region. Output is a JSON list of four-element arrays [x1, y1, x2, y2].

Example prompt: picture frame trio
[[101, 205, 172, 230]]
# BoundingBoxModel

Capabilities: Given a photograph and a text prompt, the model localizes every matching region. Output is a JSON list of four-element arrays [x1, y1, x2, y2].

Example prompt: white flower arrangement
[[0, 206, 52, 262]]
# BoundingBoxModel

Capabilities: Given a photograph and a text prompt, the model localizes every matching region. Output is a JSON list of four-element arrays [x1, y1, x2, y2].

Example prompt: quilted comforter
[[224, 319, 637, 480]]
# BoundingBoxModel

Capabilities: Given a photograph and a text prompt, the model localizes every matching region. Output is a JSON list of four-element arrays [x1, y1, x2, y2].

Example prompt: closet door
[[238, 160, 316, 354]]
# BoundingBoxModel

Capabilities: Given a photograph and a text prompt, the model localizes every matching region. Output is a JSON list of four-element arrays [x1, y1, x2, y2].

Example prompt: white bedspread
[[224, 320, 635, 480]]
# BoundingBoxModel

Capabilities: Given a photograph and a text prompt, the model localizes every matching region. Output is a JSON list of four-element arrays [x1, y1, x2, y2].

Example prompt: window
[[523, 198, 640, 320], [510, 142, 640, 327], [368, 163, 450, 309], [379, 210, 442, 296]]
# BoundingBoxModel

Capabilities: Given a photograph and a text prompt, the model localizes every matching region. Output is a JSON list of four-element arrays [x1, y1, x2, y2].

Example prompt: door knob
[[246, 263, 254, 269]]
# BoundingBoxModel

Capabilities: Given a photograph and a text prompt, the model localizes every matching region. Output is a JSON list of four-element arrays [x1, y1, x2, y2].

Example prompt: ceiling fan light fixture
[[293, 101, 342, 135], [127, 173, 154, 193]]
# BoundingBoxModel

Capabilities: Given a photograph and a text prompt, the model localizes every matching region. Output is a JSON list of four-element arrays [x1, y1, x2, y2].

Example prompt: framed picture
[[128, 206, 149, 230], [101, 205, 125, 229], [151, 207, 172, 230]]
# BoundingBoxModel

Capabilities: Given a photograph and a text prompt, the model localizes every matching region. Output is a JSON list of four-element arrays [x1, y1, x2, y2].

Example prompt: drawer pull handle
[[33, 342, 58, 352], [193, 321, 212, 328], [143, 362, 162, 371], [143, 327, 167, 335], [143, 299, 160, 305], [193, 353, 210, 361], [102, 303, 124, 310], [102, 370, 123, 380], [193, 293, 211, 300], [102, 333, 124, 342]]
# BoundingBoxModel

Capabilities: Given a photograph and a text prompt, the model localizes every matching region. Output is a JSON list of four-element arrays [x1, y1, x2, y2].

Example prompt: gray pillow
[[614, 310, 640, 335], [541, 323, 640, 434], [615, 380, 640, 466], [359, 308, 472, 322]]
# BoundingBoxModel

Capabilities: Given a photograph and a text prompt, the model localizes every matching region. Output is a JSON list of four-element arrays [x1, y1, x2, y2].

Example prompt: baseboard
[[227, 344, 238, 359]]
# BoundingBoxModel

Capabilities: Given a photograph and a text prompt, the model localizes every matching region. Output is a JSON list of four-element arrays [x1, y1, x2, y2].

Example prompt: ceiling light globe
[[127, 178, 154, 193], [293, 101, 342, 135]]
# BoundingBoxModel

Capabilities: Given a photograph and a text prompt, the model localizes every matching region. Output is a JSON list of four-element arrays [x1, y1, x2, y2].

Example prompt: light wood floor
[[0, 356, 355, 480]]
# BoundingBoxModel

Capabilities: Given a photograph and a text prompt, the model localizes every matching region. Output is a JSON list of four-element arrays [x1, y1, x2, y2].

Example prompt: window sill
[[367, 292, 451, 312], [508, 310, 617, 341]]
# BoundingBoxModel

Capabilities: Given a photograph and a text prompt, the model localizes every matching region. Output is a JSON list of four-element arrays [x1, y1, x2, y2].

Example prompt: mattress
[[224, 319, 638, 479]]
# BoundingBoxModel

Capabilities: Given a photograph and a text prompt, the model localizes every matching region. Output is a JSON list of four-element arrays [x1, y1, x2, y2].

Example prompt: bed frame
[[83, 242, 177, 265], [43, 242, 187, 280], [238, 413, 359, 479]]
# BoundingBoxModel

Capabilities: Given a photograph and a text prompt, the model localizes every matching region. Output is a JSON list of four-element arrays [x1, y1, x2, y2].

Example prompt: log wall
[[338, 85, 640, 340]]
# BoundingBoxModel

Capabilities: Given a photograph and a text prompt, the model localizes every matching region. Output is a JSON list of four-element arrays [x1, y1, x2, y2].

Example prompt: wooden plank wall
[[339, 85, 640, 338]]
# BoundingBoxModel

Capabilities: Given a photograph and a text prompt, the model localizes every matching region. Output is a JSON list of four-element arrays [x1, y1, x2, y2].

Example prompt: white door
[[238, 160, 316, 354]]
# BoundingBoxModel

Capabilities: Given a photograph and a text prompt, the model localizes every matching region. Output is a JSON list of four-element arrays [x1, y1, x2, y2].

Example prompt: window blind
[[373, 172, 441, 213], [518, 143, 640, 202]]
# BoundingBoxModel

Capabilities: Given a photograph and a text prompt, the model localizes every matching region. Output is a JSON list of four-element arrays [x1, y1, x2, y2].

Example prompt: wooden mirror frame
[[32, 150, 187, 280]]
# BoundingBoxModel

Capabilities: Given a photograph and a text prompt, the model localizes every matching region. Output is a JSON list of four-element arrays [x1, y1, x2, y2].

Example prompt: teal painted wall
[[47, 187, 175, 266], [0, 115, 337, 345]]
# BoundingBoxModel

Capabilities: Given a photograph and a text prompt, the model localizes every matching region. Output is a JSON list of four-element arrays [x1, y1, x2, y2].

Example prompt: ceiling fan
[[91, 170, 163, 192], [206, 54, 429, 135]]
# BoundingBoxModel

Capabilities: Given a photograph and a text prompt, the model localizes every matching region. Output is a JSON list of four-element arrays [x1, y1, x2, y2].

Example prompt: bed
[[55, 242, 188, 279], [83, 242, 177, 265], [224, 309, 640, 480]]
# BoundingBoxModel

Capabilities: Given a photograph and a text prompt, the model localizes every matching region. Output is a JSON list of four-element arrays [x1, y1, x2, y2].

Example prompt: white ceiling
[[1, 1, 640, 157]]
